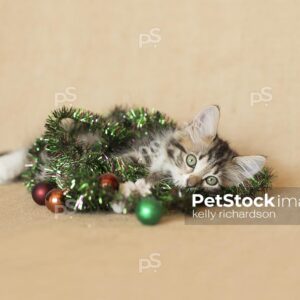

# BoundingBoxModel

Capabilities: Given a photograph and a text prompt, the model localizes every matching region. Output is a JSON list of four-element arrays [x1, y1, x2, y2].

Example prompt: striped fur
[[120, 105, 265, 194]]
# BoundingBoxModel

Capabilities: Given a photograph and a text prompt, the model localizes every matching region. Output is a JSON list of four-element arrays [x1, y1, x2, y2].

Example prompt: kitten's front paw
[[119, 181, 136, 198], [110, 200, 126, 214], [135, 179, 152, 196], [119, 179, 152, 197]]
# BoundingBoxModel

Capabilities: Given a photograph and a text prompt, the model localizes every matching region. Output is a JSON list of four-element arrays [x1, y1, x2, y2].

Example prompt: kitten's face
[[167, 106, 265, 191]]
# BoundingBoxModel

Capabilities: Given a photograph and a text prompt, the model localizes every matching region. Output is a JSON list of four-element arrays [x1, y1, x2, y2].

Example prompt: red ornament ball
[[99, 173, 119, 190], [31, 182, 56, 205], [45, 189, 64, 213]]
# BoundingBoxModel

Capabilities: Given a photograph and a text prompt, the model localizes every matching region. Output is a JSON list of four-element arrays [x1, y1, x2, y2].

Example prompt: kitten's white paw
[[119, 179, 151, 197], [110, 200, 126, 214], [135, 179, 151, 196], [119, 181, 136, 198]]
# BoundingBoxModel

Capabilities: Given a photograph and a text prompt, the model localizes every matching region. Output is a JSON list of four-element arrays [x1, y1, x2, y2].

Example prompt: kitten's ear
[[186, 105, 220, 142], [224, 155, 266, 186]]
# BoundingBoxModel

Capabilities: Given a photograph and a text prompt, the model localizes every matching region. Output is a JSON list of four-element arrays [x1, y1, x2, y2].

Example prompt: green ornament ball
[[135, 197, 163, 225]]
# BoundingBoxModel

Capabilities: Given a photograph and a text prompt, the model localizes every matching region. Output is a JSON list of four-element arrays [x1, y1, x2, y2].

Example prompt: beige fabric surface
[[1, 183, 300, 300], [0, 0, 300, 299]]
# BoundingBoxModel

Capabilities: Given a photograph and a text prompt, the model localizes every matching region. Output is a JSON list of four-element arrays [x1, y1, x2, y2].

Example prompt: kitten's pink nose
[[187, 175, 201, 187]]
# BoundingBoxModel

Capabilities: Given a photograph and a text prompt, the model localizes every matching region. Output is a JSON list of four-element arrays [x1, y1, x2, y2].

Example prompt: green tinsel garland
[[22, 106, 273, 214]]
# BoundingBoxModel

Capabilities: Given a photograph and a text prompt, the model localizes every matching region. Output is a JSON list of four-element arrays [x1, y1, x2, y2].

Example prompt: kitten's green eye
[[205, 176, 218, 186], [186, 154, 197, 168]]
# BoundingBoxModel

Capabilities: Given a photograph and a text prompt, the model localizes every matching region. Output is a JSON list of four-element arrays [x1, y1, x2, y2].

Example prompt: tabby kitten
[[0, 106, 265, 201], [118, 106, 265, 197]]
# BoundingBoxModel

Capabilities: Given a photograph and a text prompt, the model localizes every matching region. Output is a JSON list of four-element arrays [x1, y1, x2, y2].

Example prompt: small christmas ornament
[[45, 189, 64, 213], [31, 182, 56, 205], [99, 173, 119, 190], [135, 196, 163, 225]]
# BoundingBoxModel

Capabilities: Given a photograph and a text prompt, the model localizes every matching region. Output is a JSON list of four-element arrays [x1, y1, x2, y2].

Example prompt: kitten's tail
[[0, 149, 28, 184]]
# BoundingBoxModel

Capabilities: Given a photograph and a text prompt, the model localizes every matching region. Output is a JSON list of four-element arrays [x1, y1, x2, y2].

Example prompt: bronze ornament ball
[[45, 189, 65, 213]]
